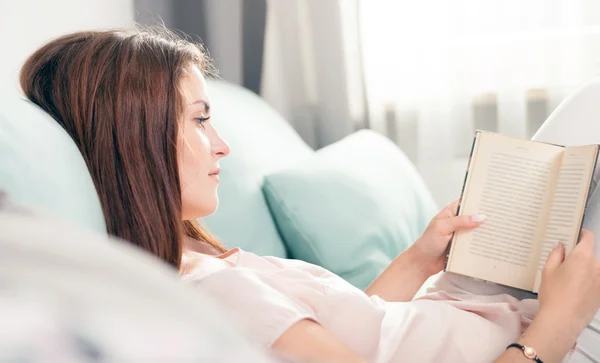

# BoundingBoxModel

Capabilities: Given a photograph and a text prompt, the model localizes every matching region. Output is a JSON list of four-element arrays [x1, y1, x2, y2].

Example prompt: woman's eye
[[195, 117, 210, 129]]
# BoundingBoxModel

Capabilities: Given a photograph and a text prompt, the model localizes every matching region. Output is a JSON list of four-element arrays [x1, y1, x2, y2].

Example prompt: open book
[[446, 131, 599, 293]]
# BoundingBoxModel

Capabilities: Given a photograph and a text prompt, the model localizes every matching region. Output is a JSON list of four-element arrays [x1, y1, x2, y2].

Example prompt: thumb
[[543, 242, 565, 277], [436, 214, 486, 235]]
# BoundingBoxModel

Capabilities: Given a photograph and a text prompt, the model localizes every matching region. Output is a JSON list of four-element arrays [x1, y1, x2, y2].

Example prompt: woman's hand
[[365, 199, 484, 302], [538, 229, 600, 335], [495, 230, 600, 363], [410, 199, 486, 276]]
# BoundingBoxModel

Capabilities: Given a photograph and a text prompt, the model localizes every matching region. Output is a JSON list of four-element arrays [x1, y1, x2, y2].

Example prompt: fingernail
[[471, 214, 487, 223]]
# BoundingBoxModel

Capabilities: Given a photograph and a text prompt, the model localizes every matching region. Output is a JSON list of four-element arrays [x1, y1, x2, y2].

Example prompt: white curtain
[[260, 0, 365, 149], [360, 0, 600, 206]]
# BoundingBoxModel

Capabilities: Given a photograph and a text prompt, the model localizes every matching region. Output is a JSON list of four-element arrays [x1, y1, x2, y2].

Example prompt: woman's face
[[178, 65, 230, 220]]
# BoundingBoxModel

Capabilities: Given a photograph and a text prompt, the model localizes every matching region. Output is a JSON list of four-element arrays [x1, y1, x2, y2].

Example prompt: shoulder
[[183, 235, 222, 255], [180, 250, 233, 278]]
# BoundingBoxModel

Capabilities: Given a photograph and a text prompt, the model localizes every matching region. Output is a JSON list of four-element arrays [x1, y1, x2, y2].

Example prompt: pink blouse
[[182, 248, 545, 362]]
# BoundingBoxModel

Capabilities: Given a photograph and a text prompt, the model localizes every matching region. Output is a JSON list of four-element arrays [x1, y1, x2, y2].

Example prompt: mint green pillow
[[0, 97, 106, 233], [262, 130, 438, 289]]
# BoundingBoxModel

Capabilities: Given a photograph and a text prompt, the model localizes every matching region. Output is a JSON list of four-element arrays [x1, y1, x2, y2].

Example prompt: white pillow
[[0, 191, 275, 362]]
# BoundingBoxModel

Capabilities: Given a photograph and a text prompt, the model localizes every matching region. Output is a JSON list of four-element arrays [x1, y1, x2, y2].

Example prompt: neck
[[183, 235, 221, 256]]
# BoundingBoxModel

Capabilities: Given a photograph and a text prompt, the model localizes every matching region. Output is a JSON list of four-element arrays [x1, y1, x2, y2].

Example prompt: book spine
[[578, 146, 600, 245], [444, 130, 481, 271]]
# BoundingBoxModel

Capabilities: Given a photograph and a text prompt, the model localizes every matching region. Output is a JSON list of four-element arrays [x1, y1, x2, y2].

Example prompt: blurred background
[[3, 0, 600, 206]]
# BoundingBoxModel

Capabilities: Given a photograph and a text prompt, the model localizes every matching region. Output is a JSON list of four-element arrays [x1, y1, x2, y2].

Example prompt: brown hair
[[19, 28, 226, 269]]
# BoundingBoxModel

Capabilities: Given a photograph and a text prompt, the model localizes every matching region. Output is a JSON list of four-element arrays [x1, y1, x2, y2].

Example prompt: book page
[[447, 132, 563, 291], [532, 145, 598, 292]]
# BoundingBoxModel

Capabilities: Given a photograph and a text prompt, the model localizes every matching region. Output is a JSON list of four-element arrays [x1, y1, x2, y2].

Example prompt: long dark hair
[[20, 28, 226, 269]]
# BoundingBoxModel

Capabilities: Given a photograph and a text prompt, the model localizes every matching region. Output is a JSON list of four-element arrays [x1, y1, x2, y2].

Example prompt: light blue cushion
[[201, 80, 313, 257], [0, 97, 106, 233], [262, 130, 438, 289]]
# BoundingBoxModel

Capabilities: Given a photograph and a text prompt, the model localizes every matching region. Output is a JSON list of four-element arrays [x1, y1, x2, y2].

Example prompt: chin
[[182, 200, 219, 219], [201, 201, 220, 218], [206, 203, 219, 216]]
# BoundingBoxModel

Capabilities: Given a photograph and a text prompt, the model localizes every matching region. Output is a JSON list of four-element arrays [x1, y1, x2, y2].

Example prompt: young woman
[[19, 28, 600, 363]]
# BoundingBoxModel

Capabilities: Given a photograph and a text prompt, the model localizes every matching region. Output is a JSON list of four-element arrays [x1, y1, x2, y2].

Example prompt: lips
[[209, 168, 221, 176]]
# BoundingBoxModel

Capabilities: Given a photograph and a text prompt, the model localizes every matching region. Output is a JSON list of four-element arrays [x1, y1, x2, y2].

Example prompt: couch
[[5, 73, 600, 362], [0, 79, 437, 290]]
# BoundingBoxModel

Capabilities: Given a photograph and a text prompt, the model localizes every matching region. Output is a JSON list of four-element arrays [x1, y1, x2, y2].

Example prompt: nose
[[212, 130, 231, 159]]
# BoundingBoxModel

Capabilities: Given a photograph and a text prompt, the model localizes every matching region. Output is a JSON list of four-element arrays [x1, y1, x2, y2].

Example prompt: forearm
[[365, 246, 431, 302], [493, 310, 579, 363]]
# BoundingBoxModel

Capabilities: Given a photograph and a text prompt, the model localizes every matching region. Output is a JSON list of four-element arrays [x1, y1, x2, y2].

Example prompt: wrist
[[366, 244, 433, 301], [536, 305, 585, 341], [404, 244, 438, 278], [516, 309, 579, 363], [506, 343, 543, 363]]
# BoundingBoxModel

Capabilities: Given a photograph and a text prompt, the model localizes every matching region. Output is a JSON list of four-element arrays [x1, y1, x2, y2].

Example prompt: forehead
[[181, 64, 208, 104]]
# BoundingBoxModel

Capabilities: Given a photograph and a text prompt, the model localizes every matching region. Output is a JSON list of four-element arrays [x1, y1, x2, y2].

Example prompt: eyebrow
[[189, 100, 210, 113]]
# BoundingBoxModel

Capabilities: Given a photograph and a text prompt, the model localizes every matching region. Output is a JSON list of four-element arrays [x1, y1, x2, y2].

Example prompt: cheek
[[179, 126, 217, 218], [180, 127, 211, 177]]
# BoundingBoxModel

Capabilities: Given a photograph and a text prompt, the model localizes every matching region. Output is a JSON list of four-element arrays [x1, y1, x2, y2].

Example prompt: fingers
[[543, 230, 594, 278], [543, 242, 565, 277], [434, 214, 486, 235], [574, 229, 595, 256], [434, 199, 460, 219], [448, 199, 459, 215]]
